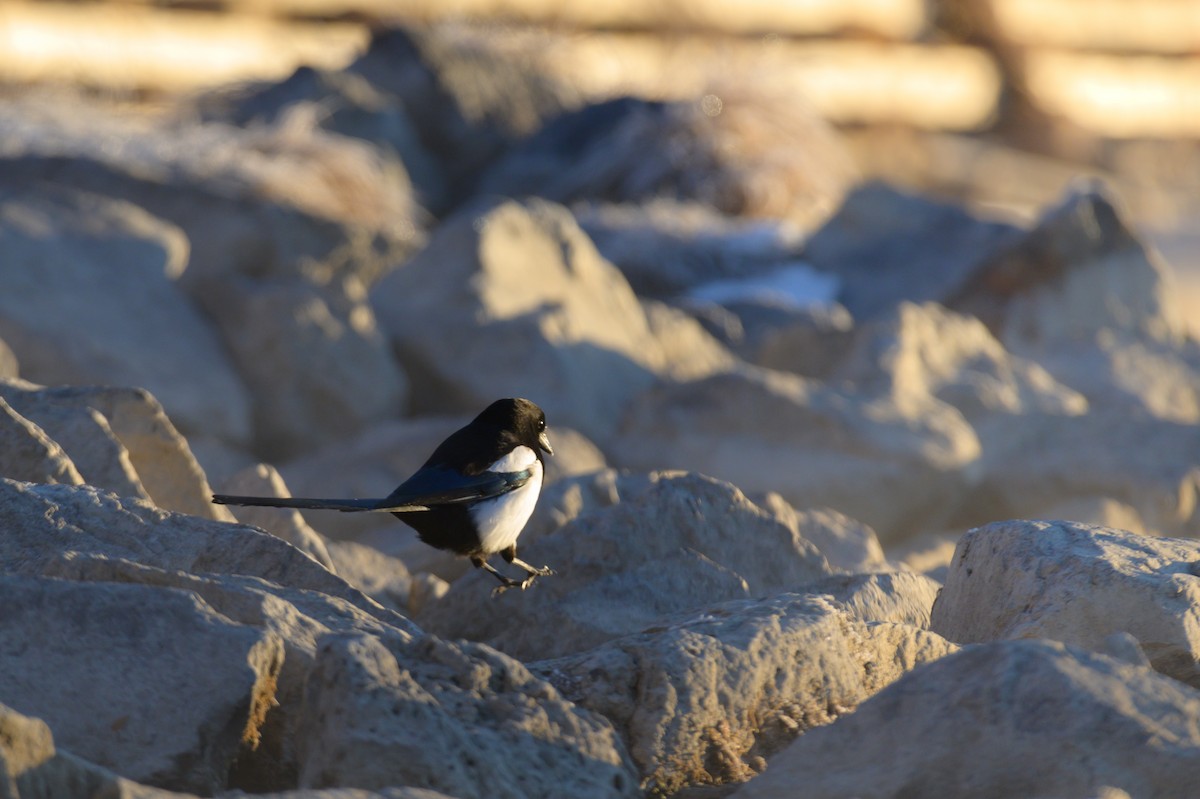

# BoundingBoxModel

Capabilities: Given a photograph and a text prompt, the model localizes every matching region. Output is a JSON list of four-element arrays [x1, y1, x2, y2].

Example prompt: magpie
[[213, 398, 555, 594]]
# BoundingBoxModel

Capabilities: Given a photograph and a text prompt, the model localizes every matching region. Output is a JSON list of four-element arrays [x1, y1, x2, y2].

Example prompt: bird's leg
[[501, 546, 555, 577], [468, 556, 525, 595]]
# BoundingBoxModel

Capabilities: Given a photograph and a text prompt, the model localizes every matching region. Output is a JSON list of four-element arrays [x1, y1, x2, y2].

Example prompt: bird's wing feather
[[372, 466, 532, 511]]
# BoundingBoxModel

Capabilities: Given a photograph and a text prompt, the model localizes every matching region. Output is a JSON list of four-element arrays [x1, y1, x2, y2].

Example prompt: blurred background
[[2, 0, 1200, 586], [4, 0, 1199, 232]]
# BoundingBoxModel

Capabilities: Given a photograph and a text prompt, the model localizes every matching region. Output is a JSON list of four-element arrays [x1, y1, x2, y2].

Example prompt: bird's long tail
[[212, 494, 383, 513]]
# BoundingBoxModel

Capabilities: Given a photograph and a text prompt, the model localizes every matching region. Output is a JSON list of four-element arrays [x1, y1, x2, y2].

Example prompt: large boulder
[[954, 412, 1200, 536], [0, 701, 137, 799], [0, 336, 16, 379], [0, 478, 401, 626], [533, 594, 956, 795], [0, 92, 422, 288], [0, 380, 231, 521], [954, 186, 1184, 349], [0, 478, 421, 792], [418, 473, 833, 661], [0, 381, 147, 501], [750, 497, 887, 574], [0, 576, 282, 795], [295, 633, 638, 799], [574, 201, 808, 300], [370, 198, 733, 439], [833, 301, 1088, 422], [348, 26, 579, 208], [18, 554, 416, 794], [0, 93, 424, 461], [203, 277, 408, 461], [219, 65, 450, 216], [952, 186, 1200, 424], [0, 697, 458, 799], [938, 189, 1200, 532], [527, 470, 887, 574], [609, 366, 982, 543], [478, 88, 857, 233], [801, 181, 1021, 321], [0, 184, 252, 446], [930, 520, 1200, 688], [730, 640, 1200, 799], [323, 539, 413, 613], [214, 462, 337, 572], [801, 571, 943, 628], [0, 396, 82, 486]]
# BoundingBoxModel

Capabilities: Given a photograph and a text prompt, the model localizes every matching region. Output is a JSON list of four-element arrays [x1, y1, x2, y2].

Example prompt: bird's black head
[[474, 397, 553, 457]]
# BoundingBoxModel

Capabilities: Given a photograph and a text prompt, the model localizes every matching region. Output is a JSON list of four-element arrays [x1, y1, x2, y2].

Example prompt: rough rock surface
[[296, 633, 639, 799], [324, 540, 413, 613], [0, 479, 383, 618], [419, 473, 833, 661], [0, 701, 127, 799], [956, 411, 1200, 537], [752, 496, 887, 573], [0, 701, 461, 799], [1, 381, 148, 500], [956, 188, 1196, 421], [0, 576, 282, 795], [16, 554, 417, 794], [216, 462, 337, 572], [802, 181, 1021, 321], [752, 302, 857, 379], [730, 640, 1200, 799], [930, 519, 1200, 687], [0, 94, 426, 466], [370, 198, 733, 439], [0, 396, 83, 486], [204, 277, 408, 461], [251, 790, 461, 799], [0, 93, 423, 288], [348, 26, 576, 206], [222, 64, 450, 216], [0, 379, 235, 521], [802, 571, 943, 627], [575, 201, 808, 299], [609, 366, 981, 543], [478, 89, 857, 232], [533, 594, 956, 795], [835, 301, 1088, 421], [529, 470, 886, 574], [0, 185, 252, 445], [0, 336, 17, 379], [0, 478, 422, 792]]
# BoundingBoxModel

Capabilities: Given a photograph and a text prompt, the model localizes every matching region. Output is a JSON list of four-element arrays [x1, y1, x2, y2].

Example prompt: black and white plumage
[[212, 398, 555, 594]]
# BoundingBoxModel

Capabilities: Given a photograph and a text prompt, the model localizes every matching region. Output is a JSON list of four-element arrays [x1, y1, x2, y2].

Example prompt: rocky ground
[[3, 24, 1200, 799]]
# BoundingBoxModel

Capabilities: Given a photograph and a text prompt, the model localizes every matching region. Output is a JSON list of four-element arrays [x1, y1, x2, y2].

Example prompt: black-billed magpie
[[213, 398, 555, 594]]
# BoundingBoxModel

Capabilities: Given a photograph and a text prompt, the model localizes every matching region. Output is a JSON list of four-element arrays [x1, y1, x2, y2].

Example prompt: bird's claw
[[491, 574, 541, 597]]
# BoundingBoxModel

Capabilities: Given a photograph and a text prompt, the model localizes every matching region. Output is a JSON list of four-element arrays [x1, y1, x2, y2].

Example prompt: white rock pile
[[1, 26, 1199, 799]]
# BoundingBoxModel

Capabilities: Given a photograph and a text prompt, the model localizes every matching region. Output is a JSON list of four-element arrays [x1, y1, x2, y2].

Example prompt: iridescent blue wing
[[373, 466, 533, 512]]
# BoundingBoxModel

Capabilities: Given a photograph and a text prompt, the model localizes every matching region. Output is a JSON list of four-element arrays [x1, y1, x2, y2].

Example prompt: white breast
[[471, 458, 543, 555], [487, 445, 537, 473]]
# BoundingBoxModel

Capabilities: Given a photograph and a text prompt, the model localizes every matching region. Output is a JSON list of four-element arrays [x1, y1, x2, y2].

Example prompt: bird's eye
[[538, 419, 546, 430]]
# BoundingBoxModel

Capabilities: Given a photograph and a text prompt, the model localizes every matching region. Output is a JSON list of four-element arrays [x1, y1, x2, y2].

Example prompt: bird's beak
[[538, 431, 554, 456]]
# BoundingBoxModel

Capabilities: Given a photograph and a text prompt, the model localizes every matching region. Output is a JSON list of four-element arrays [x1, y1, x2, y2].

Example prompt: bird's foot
[[509, 555, 555, 578], [490, 573, 541, 597]]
